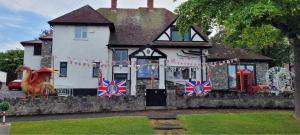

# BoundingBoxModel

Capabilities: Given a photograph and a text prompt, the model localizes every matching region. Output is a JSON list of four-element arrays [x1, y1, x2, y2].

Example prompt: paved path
[[0, 124, 11, 135], [7, 109, 288, 122]]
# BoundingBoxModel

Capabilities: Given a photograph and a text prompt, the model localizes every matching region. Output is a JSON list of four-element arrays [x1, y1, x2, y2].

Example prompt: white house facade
[[21, 0, 272, 98]]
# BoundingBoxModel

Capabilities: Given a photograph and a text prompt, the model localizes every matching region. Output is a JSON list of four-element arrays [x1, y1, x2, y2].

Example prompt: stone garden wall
[[0, 89, 293, 116]]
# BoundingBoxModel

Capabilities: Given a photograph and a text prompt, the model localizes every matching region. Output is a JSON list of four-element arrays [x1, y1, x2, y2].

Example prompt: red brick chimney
[[111, 0, 117, 10], [147, 0, 154, 9]]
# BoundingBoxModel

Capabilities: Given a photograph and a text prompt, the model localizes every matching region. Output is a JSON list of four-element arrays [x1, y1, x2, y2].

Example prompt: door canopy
[[129, 44, 167, 59]]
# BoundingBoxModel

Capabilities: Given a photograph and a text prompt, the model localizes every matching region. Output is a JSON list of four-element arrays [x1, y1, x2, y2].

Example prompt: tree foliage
[[177, 0, 300, 45], [176, 0, 300, 119], [0, 49, 24, 73]]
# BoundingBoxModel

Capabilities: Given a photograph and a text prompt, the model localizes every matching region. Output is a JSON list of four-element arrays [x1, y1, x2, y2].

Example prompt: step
[[146, 106, 167, 110], [148, 115, 177, 120], [154, 124, 184, 130]]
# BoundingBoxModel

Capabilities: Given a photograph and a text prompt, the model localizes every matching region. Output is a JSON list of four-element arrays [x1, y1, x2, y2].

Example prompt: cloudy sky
[[0, 0, 187, 52]]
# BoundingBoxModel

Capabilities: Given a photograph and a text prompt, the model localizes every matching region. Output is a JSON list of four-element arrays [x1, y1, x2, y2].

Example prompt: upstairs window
[[171, 26, 191, 41], [33, 45, 42, 55], [75, 26, 87, 39], [114, 50, 128, 65]]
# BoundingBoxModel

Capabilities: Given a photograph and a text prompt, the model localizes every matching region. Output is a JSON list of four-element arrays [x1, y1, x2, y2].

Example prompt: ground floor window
[[137, 59, 159, 79], [60, 62, 68, 77], [228, 64, 256, 89], [92, 62, 100, 78], [167, 67, 196, 80]]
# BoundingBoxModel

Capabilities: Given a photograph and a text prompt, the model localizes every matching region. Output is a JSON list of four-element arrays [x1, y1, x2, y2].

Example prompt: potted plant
[[0, 101, 10, 125]]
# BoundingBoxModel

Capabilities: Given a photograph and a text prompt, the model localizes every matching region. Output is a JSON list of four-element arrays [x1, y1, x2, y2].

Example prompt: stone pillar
[[159, 58, 166, 89], [131, 58, 137, 95]]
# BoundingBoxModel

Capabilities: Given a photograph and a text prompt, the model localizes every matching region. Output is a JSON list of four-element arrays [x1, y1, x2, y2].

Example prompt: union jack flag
[[96, 62, 126, 97], [97, 80, 127, 97], [185, 80, 212, 96]]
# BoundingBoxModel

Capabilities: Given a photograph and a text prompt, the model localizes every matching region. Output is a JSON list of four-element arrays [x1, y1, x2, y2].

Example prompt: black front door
[[146, 89, 166, 106]]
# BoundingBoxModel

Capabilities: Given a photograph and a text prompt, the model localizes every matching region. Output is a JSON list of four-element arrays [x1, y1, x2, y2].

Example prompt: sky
[[0, 0, 188, 52]]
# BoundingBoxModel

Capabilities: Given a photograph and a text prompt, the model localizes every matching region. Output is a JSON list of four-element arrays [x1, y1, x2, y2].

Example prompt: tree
[[0, 49, 24, 73], [176, 0, 300, 119]]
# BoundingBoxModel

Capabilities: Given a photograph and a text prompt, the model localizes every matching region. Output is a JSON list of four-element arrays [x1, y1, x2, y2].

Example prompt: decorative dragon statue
[[15, 65, 56, 98]]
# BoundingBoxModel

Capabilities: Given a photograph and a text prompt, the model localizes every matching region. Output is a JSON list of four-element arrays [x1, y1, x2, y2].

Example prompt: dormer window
[[171, 26, 191, 41], [75, 26, 87, 39]]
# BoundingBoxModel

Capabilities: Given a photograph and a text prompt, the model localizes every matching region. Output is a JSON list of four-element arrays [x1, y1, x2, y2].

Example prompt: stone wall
[[40, 40, 52, 67], [1, 92, 293, 116], [211, 62, 269, 90], [2, 96, 145, 116], [166, 88, 293, 109], [211, 64, 228, 90]]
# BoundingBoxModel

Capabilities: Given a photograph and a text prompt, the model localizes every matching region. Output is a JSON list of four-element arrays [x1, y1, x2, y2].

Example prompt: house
[[20, 0, 272, 97]]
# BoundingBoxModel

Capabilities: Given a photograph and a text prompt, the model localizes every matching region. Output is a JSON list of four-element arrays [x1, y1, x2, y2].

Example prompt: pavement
[[0, 124, 11, 135], [0, 84, 24, 100]]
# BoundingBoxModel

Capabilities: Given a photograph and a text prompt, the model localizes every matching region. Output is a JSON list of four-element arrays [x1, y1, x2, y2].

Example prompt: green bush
[[0, 101, 10, 111]]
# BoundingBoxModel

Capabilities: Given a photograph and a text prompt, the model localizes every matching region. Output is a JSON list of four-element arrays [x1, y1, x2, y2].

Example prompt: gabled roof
[[98, 8, 209, 47], [207, 45, 272, 62], [98, 8, 176, 46], [129, 44, 167, 58], [20, 39, 42, 46], [49, 5, 115, 31]]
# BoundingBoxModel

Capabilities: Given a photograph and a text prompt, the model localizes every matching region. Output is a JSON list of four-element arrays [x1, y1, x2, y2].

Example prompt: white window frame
[[75, 26, 88, 40]]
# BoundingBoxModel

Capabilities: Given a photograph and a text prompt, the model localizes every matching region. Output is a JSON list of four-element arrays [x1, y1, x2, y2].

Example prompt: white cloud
[[0, 0, 187, 18], [0, 16, 24, 29], [0, 41, 23, 52]]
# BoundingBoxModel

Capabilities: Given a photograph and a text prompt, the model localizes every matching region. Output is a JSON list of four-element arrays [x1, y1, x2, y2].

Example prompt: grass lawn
[[178, 111, 300, 134], [10, 116, 153, 135]]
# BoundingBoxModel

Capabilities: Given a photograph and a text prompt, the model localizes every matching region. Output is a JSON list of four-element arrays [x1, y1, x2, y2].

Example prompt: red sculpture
[[15, 65, 56, 98]]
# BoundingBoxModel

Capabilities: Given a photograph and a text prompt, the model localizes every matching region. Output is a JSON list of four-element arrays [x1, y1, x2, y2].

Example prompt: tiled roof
[[39, 33, 53, 41], [20, 39, 42, 46], [98, 8, 209, 47], [49, 5, 114, 31], [208, 45, 272, 61]]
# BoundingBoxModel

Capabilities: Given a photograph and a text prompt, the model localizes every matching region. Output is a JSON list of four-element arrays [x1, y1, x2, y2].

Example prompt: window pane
[[60, 62, 67, 77], [246, 65, 254, 71], [171, 31, 183, 41], [246, 65, 255, 84], [92, 62, 100, 77], [191, 68, 196, 79], [228, 65, 237, 88], [34, 45, 41, 55], [182, 69, 189, 80], [75, 27, 81, 38], [137, 59, 158, 78], [82, 31, 87, 38], [238, 65, 246, 70], [184, 31, 191, 41], [114, 50, 128, 65]]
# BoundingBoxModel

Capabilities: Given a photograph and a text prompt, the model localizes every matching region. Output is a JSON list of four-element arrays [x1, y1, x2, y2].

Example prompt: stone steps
[[149, 116, 186, 135]]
